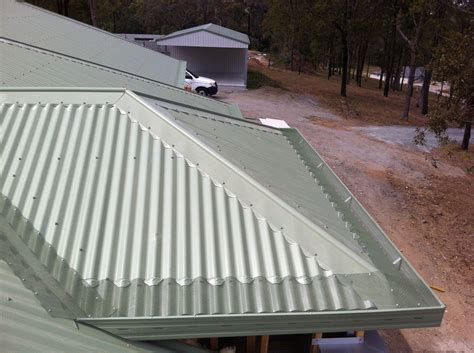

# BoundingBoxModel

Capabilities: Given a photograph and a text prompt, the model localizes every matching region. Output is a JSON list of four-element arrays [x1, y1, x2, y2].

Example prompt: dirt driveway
[[218, 87, 474, 352]]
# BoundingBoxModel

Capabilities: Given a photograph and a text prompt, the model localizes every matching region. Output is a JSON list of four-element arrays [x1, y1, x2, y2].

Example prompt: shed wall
[[165, 46, 248, 87]]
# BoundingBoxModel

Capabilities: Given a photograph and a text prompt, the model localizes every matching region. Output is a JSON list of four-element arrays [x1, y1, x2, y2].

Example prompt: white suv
[[184, 69, 218, 96]]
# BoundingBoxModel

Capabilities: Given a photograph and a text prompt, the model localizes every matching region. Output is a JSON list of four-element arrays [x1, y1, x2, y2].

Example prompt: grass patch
[[249, 63, 434, 125], [247, 69, 281, 90]]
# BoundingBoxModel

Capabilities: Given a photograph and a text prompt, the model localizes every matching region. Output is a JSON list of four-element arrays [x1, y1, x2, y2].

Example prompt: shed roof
[[0, 0, 186, 87], [1, 87, 444, 340], [157, 23, 250, 45], [0, 38, 241, 119]]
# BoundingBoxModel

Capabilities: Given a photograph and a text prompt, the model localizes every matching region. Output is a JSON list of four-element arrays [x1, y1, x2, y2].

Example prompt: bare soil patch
[[222, 80, 474, 352], [247, 63, 440, 126]]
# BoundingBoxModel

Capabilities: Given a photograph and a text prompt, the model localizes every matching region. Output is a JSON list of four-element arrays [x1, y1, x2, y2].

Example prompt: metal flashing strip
[[79, 306, 445, 340], [281, 128, 445, 310]]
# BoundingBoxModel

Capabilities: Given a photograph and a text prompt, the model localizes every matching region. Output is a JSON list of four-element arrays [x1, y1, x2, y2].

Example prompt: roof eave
[[79, 305, 445, 340]]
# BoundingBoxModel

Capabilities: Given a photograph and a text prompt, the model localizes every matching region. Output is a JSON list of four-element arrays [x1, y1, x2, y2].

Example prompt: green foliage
[[425, 15, 474, 148]]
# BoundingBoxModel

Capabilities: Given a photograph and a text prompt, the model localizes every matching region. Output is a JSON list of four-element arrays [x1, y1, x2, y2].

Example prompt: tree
[[419, 15, 473, 150], [396, 0, 431, 120], [264, 0, 314, 72], [88, 0, 98, 27]]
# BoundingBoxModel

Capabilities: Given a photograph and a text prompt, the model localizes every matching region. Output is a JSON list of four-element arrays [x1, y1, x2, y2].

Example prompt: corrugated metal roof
[[0, 0, 186, 87], [0, 38, 242, 119], [157, 24, 250, 45], [0, 88, 445, 340], [0, 259, 207, 353]]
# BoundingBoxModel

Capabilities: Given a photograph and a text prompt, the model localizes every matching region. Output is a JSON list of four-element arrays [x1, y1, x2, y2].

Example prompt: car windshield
[[186, 69, 199, 78]]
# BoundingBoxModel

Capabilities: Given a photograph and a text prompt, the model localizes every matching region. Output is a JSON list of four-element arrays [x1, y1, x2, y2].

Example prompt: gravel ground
[[354, 125, 468, 152], [219, 86, 473, 353]]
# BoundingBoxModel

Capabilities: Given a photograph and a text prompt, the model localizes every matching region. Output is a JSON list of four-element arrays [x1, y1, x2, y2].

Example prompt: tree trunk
[[341, 38, 348, 96], [328, 57, 332, 79], [392, 47, 403, 90], [356, 40, 368, 86], [438, 81, 444, 101], [56, 0, 63, 15], [400, 65, 406, 91], [89, 0, 98, 27], [63, 0, 69, 16], [461, 122, 471, 150], [420, 69, 432, 115], [346, 47, 351, 85], [403, 52, 416, 120], [384, 51, 395, 97], [378, 68, 384, 89]]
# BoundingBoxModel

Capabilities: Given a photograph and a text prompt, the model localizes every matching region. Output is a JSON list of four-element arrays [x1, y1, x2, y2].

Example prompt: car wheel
[[196, 88, 209, 96]]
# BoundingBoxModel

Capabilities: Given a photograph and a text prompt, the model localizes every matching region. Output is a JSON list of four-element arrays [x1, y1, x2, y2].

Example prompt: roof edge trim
[[282, 128, 445, 307], [79, 305, 445, 340]]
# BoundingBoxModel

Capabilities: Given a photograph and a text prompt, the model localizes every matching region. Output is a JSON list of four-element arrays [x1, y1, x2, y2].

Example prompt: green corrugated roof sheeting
[[0, 0, 186, 87], [0, 39, 242, 119], [0, 237, 208, 353], [0, 89, 444, 340], [0, 0, 444, 344]]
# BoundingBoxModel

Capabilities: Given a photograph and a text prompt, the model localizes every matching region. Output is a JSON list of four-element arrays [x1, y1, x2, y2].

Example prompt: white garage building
[[155, 24, 249, 88]]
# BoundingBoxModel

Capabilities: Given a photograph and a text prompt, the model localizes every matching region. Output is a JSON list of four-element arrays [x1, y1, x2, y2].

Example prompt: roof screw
[[55, 222, 59, 226], [7, 297, 12, 301], [12, 174, 16, 178], [48, 309, 52, 312], [34, 291, 38, 295]]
